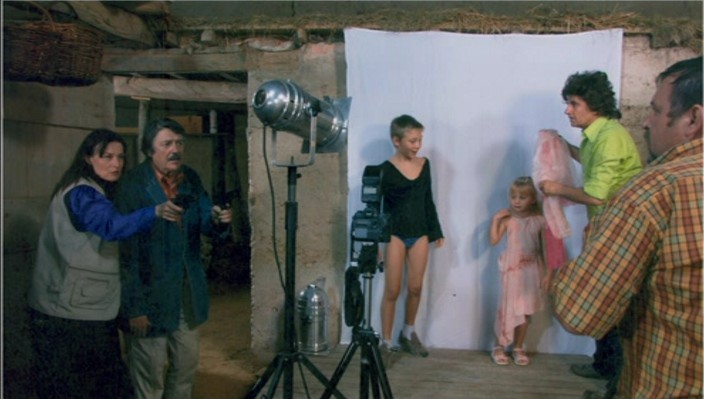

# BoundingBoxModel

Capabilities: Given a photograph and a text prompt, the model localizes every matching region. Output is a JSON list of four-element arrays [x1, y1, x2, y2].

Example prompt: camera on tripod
[[350, 165, 390, 271], [325, 164, 395, 399], [345, 165, 390, 328]]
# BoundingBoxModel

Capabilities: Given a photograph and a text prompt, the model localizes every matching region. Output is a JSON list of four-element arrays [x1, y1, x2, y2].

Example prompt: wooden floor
[[196, 289, 606, 399], [248, 344, 607, 399]]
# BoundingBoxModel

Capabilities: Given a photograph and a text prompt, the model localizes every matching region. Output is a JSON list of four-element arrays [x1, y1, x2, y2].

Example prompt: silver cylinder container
[[296, 283, 329, 355]]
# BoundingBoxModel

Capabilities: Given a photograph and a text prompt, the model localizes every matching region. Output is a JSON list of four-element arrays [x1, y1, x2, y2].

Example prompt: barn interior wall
[[247, 42, 349, 354], [2, 10, 700, 394], [2, 77, 116, 397]]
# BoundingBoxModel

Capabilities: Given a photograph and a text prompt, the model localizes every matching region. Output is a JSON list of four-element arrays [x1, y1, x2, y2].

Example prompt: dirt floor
[[193, 286, 262, 399]]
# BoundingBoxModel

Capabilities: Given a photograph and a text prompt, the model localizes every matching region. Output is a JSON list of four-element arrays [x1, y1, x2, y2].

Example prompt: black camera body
[[350, 165, 390, 245], [351, 208, 390, 244], [345, 165, 389, 327], [172, 193, 196, 210], [348, 165, 390, 277]]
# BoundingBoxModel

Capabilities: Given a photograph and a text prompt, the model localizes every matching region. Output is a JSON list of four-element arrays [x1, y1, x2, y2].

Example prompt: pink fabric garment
[[532, 129, 578, 239], [495, 215, 545, 347], [545, 224, 567, 270]]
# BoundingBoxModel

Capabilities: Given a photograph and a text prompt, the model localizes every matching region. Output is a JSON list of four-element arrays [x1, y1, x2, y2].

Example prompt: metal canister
[[296, 283, 329, 355]]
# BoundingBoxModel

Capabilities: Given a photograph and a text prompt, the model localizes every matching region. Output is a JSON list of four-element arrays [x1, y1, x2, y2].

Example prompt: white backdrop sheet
[[343, 28, 623, 355]]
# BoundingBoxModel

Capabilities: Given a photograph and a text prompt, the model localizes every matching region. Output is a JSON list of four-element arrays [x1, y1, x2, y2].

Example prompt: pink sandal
[[491, 346, 510, 366], [512, 348, 530, 366]]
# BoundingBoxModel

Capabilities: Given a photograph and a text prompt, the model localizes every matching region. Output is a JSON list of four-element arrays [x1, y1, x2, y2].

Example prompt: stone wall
[[247, 43, 349, 354], [3, 77, 116, 398], [620, 36, 700, 163]]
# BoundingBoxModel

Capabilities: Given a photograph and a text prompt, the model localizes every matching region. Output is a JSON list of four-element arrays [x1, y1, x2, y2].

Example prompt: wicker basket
[[3, 2, 104, 86], [3, 17, 61, 83], [43, 22, 105, 86]]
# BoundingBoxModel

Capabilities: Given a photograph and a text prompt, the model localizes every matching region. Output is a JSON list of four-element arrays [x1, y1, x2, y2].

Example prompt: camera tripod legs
[[245, 350, 344, 399], [321, 327, 394, 399], [245, 165, 343, 399]]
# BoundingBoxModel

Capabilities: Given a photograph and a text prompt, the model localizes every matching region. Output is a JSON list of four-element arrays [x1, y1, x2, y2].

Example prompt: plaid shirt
[[552, 138, 703, 399]]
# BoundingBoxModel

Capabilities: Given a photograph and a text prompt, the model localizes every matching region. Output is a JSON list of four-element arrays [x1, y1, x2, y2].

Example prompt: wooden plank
[[244, 347, 608, 398], [113, 76, 248, 103], [104, 1, 171, 16], [102, 48, 249, 74]]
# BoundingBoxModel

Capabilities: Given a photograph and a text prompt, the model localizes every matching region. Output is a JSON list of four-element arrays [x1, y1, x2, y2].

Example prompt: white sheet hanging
[[344, 28, 623, 355]]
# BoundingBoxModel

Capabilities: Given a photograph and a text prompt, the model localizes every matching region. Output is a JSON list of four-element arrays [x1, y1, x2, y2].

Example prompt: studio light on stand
[[252, 79, 350, 165], [246, 79, 351, 399]]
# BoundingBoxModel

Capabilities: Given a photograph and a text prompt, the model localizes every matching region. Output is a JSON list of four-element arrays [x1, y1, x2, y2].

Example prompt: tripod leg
[[283, 355, 293, 398], [321, 341, 360, 399], [298, 354, 345, 399], [264, 356, 287, 399], [360, 352, 370, 399], [360, 340, 386, 399], [367, 342, 393, 398], [246, 354, 284, 399]]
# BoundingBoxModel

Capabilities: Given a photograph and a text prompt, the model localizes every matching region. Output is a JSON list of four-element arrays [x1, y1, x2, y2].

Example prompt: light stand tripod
[[322, 243, 394, 399], [245, 121, 343, 399]]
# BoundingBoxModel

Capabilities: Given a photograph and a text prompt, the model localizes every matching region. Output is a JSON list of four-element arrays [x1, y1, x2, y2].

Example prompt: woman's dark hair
[[657, 56, 702, 123], [561, 71, 622, 119], [51, 129, 126, 199], [140, 117, 186, 158]]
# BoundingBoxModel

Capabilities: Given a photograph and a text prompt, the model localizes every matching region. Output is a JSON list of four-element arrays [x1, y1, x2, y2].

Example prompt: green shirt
[[580, 117, 642, 219]]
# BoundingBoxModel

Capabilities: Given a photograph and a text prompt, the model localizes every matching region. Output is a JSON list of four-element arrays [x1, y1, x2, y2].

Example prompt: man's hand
[[129, 315, 150, 336], [538, 180, 564, 197], [211, 205, 233, 224], [156, 201, 184, 222]]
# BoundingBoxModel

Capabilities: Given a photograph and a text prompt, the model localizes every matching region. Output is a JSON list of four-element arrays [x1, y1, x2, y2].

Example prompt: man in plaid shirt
[[552, 56, 702, 399]]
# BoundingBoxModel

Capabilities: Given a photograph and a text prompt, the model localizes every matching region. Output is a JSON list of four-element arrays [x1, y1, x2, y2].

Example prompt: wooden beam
[[52, 1, 157, 47], [102, 48, 248, 74], [113, 76, 248, 104], [105, 1, 171, 16]]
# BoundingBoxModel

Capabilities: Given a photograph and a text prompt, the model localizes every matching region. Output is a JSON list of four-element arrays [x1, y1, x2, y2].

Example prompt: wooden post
[[133, 96, 151, 163]]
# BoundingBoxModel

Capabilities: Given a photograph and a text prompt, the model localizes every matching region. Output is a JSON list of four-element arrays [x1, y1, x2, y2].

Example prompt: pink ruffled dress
[[495, 215, 545, 347], [532, 129, 577, 239], [532, 129, 577, 271]]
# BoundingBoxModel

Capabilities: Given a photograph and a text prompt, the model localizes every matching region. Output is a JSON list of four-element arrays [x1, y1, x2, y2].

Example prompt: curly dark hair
[[561, 71, 621, 119]]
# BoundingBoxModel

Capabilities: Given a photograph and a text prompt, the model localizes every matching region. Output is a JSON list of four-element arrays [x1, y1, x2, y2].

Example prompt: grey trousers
[[127, 313, 200, 399]]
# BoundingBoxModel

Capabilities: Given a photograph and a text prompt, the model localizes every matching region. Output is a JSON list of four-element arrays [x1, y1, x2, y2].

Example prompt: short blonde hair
[[390, 114, 424, 140]]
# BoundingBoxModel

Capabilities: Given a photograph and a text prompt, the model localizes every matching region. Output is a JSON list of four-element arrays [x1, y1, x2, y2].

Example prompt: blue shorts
[[394, 235, 420, 249]]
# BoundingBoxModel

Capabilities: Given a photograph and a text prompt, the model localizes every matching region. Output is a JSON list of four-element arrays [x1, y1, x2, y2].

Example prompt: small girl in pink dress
[[489, 176, 546, 366]]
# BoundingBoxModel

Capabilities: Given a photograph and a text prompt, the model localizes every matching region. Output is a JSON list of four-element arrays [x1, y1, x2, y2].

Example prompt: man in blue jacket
[[116, 117, 232, 399]]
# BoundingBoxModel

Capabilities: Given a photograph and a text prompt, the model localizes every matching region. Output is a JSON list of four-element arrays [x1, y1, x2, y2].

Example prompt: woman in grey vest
[[27, 129, 180, 399]]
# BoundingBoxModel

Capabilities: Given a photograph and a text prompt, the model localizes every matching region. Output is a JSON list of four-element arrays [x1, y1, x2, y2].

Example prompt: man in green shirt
[[539, 71, 642, 398]]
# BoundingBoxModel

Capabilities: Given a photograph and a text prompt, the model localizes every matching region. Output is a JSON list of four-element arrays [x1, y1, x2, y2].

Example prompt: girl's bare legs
[[513, 317, 531, 349], [491, 335, 509, 365], [404, 236, 429, 327], [512, 317, 531, 365], [381, 236, 406, 342]]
